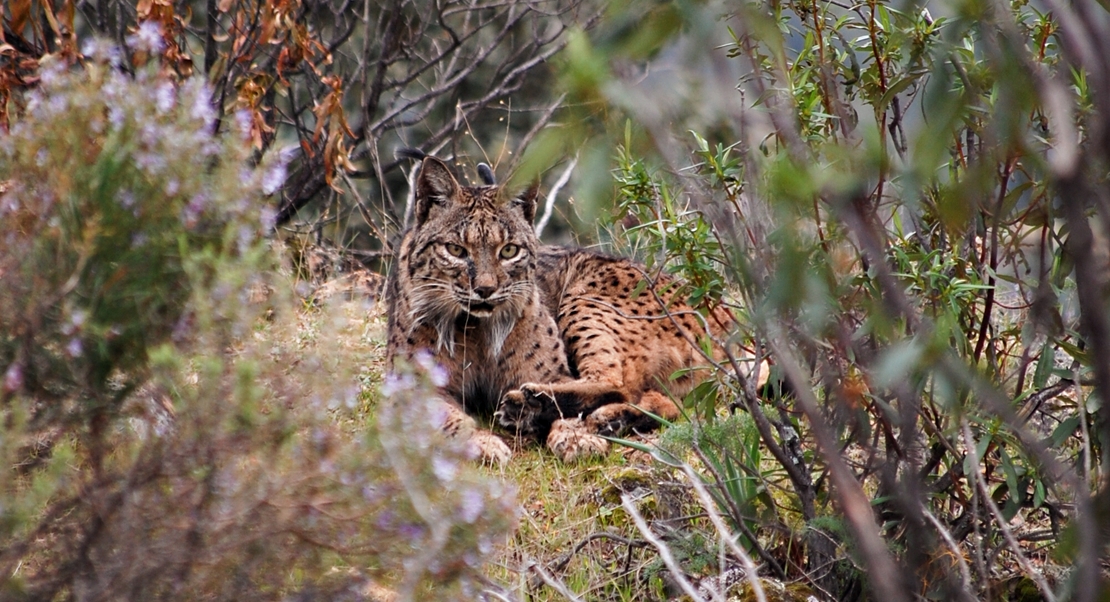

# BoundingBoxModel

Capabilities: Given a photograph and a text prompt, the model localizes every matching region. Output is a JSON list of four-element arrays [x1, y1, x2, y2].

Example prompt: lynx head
[[404, 155, 540, 355]]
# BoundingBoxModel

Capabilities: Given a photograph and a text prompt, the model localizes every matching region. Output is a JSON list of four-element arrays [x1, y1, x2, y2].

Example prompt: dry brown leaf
[[6, 0, 32, 35]]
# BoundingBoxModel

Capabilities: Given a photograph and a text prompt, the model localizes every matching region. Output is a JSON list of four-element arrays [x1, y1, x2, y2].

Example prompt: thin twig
[[621, 493, 707, 602], [680, 464, 768, 602], [535, 155, 577, 237], [960, 420, 1057, 602], [921, 508, 976, 602], [527, 559, 584, 602]]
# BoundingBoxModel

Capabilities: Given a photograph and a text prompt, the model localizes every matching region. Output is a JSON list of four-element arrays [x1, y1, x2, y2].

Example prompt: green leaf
[[1033, 479, 1045, 509], [1050, 416, 1080, 447], [873, 340, 924, 388], [1032, 341, 1054, 389], [1000, 448, 1020, 502], [603, 435, 681, 465], [875, 73, 921, 112], [964, 432, 992, 476]]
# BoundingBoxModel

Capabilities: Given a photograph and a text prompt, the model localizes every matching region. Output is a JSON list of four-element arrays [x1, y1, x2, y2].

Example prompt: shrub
[[0, 51, 515, 601]]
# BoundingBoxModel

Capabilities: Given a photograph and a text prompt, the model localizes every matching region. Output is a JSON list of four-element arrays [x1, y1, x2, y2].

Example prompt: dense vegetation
[[3, 0, 1110, 600]]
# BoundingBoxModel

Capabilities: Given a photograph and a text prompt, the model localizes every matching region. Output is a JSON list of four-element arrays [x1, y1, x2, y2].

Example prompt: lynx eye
[[499, 244, 520, 260], [444, 243, 467, 258]]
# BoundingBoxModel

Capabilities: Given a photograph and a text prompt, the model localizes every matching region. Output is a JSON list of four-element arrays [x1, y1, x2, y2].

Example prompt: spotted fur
[[386, 155, 765, 462], [499, 248, 767, 456], [385, 155, 572, 462]]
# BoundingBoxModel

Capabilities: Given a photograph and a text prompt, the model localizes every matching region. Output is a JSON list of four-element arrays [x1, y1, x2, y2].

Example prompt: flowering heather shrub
[[0, 51, 515, 601]]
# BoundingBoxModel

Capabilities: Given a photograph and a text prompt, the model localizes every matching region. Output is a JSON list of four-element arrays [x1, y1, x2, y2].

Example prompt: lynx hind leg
[[435, 398, 512, 464], [584, 391, 680, 437], [547, 418, 610, 462]]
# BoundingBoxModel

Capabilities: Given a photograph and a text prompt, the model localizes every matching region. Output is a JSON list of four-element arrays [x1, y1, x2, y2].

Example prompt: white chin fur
[[412, 297, 522, 359]]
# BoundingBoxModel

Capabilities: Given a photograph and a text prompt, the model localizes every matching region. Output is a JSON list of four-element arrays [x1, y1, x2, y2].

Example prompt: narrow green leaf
[[1033, 341, 1054, 389]]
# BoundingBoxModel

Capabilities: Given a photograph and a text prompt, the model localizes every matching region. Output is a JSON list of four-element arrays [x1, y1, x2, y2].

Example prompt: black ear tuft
[[477, 163, 495, 186], [515, 180, 539, 224], [414, 156, 460, 225]]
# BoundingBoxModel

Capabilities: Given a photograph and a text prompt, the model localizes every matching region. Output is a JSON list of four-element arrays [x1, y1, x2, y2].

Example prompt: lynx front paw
[[518, 382, 555, 400], [469, 431, 512, 464], [547, 418, 609, 462], [495, 383, 551, 434]]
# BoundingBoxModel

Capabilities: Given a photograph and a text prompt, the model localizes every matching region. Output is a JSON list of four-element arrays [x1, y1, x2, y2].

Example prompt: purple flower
[[432, 455, 458, 481], [187, 193, 208, 214], [429, 363, 449, 387], [380, 373, 415, 397], [127, 21, 165, 53], [155, 82, 175, 113], [188, 82, 217, 126], [426, 402, 449, 430], [237, 226, 254, 252], [200, 140, 222, 158], [182, 193, 208, 227], [82, 39, 123, 67], [62, 309, 87, 336], [261, 162, 287, 195], [65, 338, 83, 358], [413, 350, 435, 371], [108, 106, 126, 129], [38, 61, 65, 87], [398, 522, 425, 541], [0, 190, 20, 215], [3, 363, 24, 393], [135, 152, 167, 175], [234, 110, 252, 139], [459, 488, 484, 523], [259, 206, 277, 231], [42, 95, 67, 118], [343, 385, 360, 409]]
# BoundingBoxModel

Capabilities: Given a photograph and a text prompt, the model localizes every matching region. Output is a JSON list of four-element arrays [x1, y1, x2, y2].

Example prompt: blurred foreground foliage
[[5, 0, 1110, 599], [525, 0, 1110, 599], [0, 59, 514, 601]]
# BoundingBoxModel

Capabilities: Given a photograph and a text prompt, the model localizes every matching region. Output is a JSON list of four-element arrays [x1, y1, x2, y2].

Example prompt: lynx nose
[[473, 273, 497, 299]]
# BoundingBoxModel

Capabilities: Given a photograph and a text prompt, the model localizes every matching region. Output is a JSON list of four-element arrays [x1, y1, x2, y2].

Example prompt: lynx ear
[[414, 156, 460, 225], [515, 180, 539, 224]]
